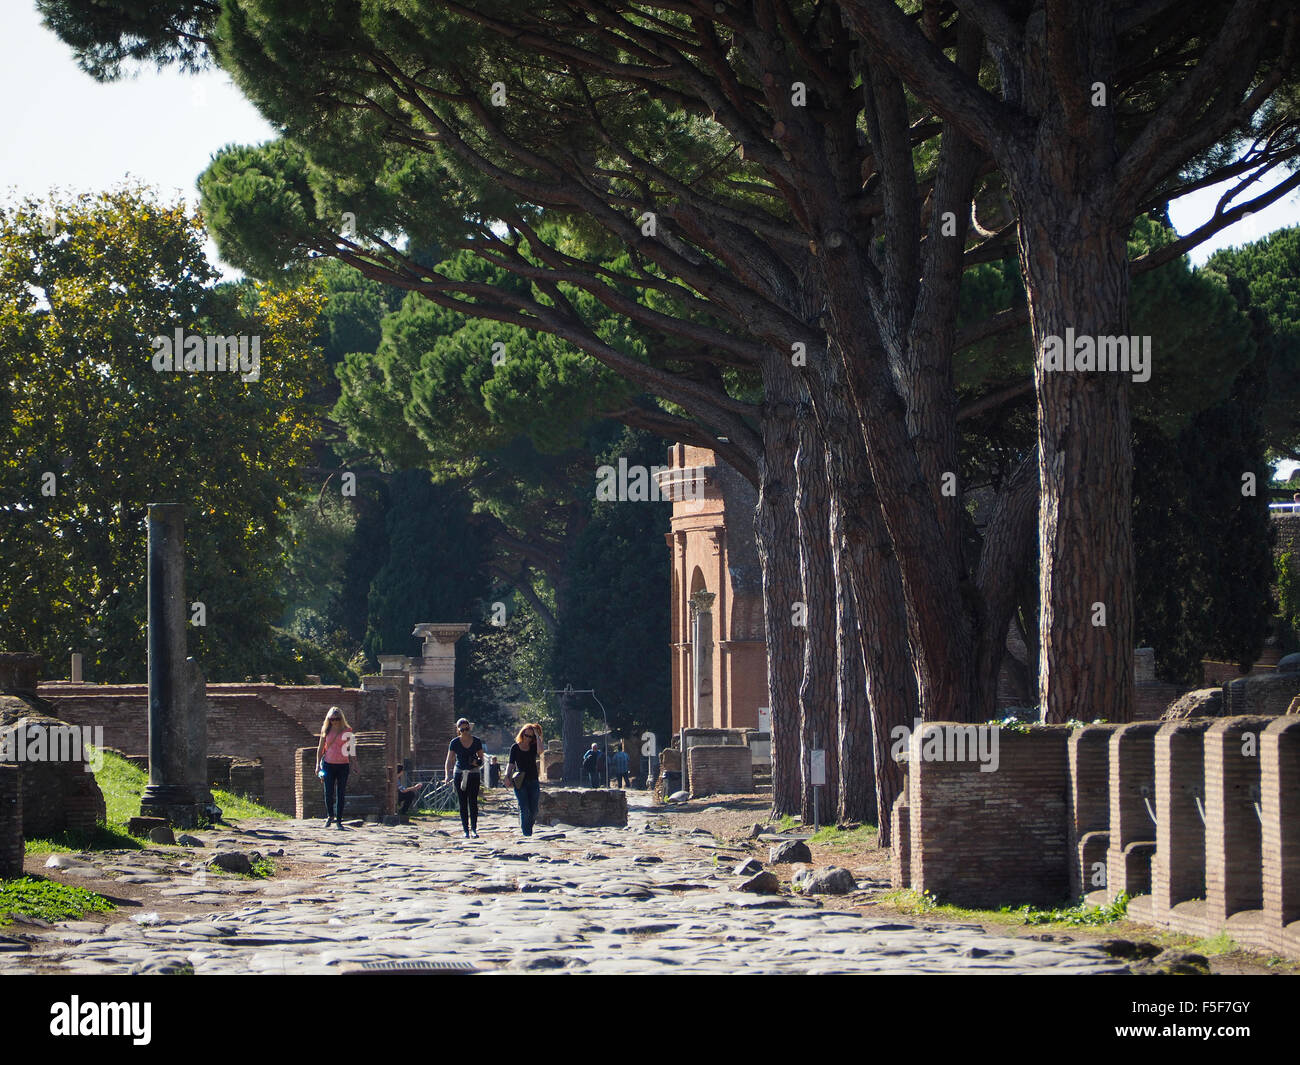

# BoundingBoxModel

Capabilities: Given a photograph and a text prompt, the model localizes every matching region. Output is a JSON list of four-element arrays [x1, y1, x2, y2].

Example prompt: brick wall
[[228, 761, 264, 803], [908, 725, 1070, 907], [1068, 725, 1118, 896], [412, 685, 455, 770], [1106, 722, 1161, 898], [1204, 715, 1272, 925], [1153, 720, 1213, 911], [1261, 717, 1300, 933], [897, 713, 1300, 959], [1223, 672, 1300, 717], [297, 748, 325, 820], [688, 744, 753, 797], [890, 795, 910, 890], [1134, 682, 1189, 721], [295, 741, 391, 820], [0, 763, 21, 878]]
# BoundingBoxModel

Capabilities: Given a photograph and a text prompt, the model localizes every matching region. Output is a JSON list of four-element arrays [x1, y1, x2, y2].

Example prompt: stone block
[[688, 744, 752, 797], [537, 788, 627, 827], [910, 724, 1070, 908]]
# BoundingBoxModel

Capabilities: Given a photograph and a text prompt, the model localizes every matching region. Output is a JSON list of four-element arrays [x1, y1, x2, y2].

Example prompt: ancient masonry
[[35, 622, 469, 820], [893, 666, 1300, 959], [0, 652, 108, 863], [656, 445, 768, 734]]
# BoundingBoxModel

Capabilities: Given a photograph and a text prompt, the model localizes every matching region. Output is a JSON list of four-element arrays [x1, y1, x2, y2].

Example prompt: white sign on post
[[757, 707, 771, 733], [810, 749, 826, 786]]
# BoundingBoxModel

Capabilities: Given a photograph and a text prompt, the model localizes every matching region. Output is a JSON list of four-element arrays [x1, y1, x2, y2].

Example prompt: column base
[[140, 785, 213, 829]]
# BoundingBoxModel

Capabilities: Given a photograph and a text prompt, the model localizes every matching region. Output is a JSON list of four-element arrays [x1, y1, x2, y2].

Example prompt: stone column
[[139, 504, 207, 827], [690, 591, 715, 731], [407, 624, 468, 771]]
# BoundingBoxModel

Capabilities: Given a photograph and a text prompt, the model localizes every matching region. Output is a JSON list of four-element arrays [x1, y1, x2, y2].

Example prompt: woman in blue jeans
[[508, 722, 543, 836]]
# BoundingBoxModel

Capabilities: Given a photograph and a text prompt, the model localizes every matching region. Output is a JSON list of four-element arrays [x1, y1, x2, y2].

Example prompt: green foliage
[[547, 429, 671, 742], [1132, 275, 1277, 682], [0, 188, 327, 683], [248, 857, 276, 878], [24, 824, 142, 855], [0, 877, 115, 926], [1208, 227, 1300, 462], [1006, 892, 1131, 927]]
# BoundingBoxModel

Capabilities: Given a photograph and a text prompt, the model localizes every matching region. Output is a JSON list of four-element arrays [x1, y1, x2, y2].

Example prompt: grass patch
[[92, 745, 150, 826], [808, 823, 879, 849], [1190, 931, 1240, 956], [24, 747, 286, 856], [212, 789, 288, 822], [0, 877, 115, 926], [772, 814, 801, 833], [880, 888, 1132, 929], [249, 857, 276, 879], [1002, 892, 1131, 926], [25, 823, 141, 855]]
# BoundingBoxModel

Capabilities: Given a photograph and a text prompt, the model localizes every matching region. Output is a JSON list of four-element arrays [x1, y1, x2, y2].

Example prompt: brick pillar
[[0, 763, 21, 878], [1261, 717, 1300, 949], [1205, 715, 1273, 925], [296, 747, 326, 820], [1153, 719, 1213, 914], [1106, 722, 1162, 899], [891, 796, 911, 890], [378, 655, 412, 763], [1068, 724, 1119, 896], [407, 624, 468, 771]]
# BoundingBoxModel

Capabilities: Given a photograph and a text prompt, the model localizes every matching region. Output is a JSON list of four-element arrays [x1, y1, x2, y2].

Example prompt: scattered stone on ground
[[769, 839, 813, 864], [0, 793, 1154, 975]]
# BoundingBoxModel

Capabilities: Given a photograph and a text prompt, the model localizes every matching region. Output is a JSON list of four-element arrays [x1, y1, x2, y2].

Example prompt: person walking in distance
[[316, 706, 359, 829], [507, 722, 544, 837], [582, 743, 601, 788], [445, 718, 485, 838], [611, 744, 630, 789]]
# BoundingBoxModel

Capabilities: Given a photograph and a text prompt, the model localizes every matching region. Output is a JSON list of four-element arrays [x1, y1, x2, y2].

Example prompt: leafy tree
[[0, 188, 326, 682]]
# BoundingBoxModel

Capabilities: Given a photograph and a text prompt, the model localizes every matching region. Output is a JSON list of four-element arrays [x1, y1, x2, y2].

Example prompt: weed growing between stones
[[248, 857, 276, 879], [0, 876, 115, 925]]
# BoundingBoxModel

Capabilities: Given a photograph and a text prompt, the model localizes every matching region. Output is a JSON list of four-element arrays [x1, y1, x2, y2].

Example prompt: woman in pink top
[[315, 706, 359, 829]]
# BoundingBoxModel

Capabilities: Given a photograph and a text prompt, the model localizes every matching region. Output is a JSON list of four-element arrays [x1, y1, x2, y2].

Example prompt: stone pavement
[[0, 794, 1129, 975]]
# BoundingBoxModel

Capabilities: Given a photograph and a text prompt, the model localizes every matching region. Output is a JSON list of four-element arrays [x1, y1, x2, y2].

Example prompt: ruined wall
[[897, 715, 1300, 960], [908, 725, 1070, 908], [0, 763, 22, 878], [688, 744, 752, 797]]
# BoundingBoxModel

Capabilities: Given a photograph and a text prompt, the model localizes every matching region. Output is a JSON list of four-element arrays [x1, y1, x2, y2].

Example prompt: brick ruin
[[893, 707, 1300, 959], [32, 621, 468, 821], [0, 653, 107, 848]]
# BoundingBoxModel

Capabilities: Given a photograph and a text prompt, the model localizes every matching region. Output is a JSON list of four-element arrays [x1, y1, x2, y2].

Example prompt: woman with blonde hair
[[507, 722, 544, 837], [315, 705, 359, 829]]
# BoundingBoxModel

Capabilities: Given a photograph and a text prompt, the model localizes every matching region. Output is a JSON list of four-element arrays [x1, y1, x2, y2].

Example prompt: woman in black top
[[508, 721, 544, 837], [444, 718, 485, 838]]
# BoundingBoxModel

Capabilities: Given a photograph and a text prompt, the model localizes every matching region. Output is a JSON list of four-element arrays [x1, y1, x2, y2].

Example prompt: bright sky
[[4, 0, 1300, 477]]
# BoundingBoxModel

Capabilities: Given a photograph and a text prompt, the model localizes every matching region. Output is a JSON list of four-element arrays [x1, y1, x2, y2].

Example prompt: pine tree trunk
[[1017, 211, 1135, 724], [832, 500, 875, 825], [756, 362, 803, 815], [795, 411, 839, 824], [810, 358, 914, 844]]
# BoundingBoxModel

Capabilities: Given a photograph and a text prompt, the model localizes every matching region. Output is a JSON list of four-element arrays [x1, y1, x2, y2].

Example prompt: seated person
[[396, 764, 423, 814]]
